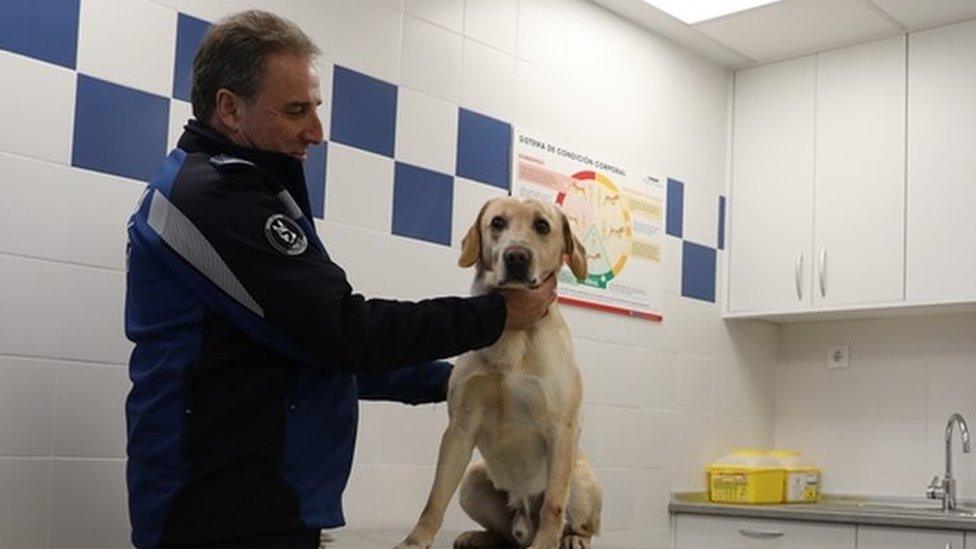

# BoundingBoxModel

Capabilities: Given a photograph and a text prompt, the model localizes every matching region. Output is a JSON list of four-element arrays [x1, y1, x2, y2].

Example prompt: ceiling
[[589, 0, 976, 68]]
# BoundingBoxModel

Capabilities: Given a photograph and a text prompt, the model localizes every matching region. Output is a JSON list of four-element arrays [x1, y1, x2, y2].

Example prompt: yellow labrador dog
[[395, 198, 603, 549]]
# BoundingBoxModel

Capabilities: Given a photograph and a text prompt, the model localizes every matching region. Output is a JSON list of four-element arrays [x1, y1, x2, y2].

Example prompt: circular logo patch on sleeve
[[265, 214, 308, 255]]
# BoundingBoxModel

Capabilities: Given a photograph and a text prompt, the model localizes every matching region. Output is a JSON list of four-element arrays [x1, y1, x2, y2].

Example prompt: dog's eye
[[490, 216, 506, 231], [534, 219, 551, 235]]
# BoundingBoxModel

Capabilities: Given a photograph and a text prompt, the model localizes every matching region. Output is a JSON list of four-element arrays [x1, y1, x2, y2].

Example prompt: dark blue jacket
[[124, 121, 506, 548]]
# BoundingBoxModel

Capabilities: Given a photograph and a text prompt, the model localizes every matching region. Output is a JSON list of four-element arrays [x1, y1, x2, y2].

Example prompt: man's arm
[[357, 361, 453, 404], [142, 156, 506, 375]]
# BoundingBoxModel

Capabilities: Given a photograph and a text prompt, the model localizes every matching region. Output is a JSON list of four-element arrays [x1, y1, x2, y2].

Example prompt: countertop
[[669, 492, 976, 531], [319, 528, 647, 548]]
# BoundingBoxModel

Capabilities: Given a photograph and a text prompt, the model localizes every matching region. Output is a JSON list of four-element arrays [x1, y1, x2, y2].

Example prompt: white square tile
[[584, 406, 643, 469], [637, 410, 676, 468], [0, 256, 63, 358], [460, 38, 517, 122], [681, 183, 719, 249], [675, 355, 714, 413], [395, 88, 458, 175], [50, 459, 128, 549], [0, 51, 76, 164], [634, 469, 671, 530], [324, 143, 395, 232], [592, 467, 637, 532], [54, 363, 128, 458], [464, 0, 518, 54], [168, 99, 193, 152], [0, 458, 50, 548], [371, 465, 437, 528], [0, 357, 56, 456], [59, 266, 130, 364], [404, 0, 464, 32], [663, 236, 682, 296], [401, 15, 463, 102], [874, 359, 928, 420], [451, 177, 508, 249], [874, 419, 927, 475], [315, 59, 334, 142], [77, 0, 177, 96], [64, 168, 145, 270], [0, 152, 70, 260], [517, 0, 566, 72], [331, 0, 403, 84]]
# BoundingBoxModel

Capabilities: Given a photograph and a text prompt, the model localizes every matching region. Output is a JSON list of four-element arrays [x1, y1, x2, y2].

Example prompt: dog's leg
[[395, 420, 479, 549], [456, 462, 519, 547], [527, 425, 578, 549], [560, 460, 602, 549]]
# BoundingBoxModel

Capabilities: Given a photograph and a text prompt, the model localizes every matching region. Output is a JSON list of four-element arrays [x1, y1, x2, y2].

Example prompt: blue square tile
[[666, 178, 684, 238], [304, 142, 327, 219], [72, 74, 169, 181], [681, 240, 716, 303], [392, 162, 453, 246], [0, 0, 80, 69], [173, 13, 211, 101], [718, 195, 726, 250], [330, 65, 397, 157], [456, 108, 511, 190]]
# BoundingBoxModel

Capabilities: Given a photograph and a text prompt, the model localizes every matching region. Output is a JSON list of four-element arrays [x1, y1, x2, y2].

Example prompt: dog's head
[[458, 197, 587, 289]]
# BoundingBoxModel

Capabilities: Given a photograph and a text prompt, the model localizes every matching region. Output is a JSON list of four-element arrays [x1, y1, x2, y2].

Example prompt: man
[[124, 10, 554, 549]]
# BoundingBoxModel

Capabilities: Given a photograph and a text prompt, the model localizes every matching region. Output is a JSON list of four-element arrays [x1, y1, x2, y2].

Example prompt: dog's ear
[[560, 211, 588, 281], [458, 200, 491, 268]]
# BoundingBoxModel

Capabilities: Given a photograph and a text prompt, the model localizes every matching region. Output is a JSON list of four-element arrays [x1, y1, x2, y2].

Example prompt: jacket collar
[[176, 120, 315, 220]]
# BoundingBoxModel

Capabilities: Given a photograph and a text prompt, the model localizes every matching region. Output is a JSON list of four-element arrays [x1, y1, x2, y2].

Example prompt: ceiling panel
[[869, 0, 976, 29], [694, 0, 901, 62]]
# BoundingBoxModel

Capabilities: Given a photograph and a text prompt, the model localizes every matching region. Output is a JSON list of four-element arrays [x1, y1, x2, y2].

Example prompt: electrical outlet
[[827, 344, 850, 369]]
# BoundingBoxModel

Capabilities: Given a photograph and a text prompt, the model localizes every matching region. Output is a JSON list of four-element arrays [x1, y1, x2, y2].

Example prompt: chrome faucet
[[926, 413, 972, 511]]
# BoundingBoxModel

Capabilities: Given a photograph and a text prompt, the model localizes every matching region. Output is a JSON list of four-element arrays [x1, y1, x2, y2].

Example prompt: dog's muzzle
[[501, 245, 535, 287]]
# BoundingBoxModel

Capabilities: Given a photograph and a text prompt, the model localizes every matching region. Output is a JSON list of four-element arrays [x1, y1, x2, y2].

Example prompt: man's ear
[[458, 200, 492, 268], [561, 211, 588, 281], [214, 88, 245, 131]]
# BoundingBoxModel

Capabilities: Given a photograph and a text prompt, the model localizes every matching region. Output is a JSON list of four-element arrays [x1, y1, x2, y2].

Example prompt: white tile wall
[[464, 0, 519, 54], [0, 0, 784, 547], [0, 458, 51, 547], [0, 51, 76, 165], [167, 99, 193, 152], [776, 313, 976, 498], [404, 0, 464, 33], [460, 38, 517, 122], [330, 0, 403, 84], [401, 14, 463, 102], [324, 143, 395, 232], [395, 87, 458, 175], [77, 0, 177, 97]]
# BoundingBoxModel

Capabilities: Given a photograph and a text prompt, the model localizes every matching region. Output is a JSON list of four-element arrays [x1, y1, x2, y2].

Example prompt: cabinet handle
[[818, 247, 827, 297], [795, 251, 804, 300], [944, 542, 952, 549], [738, 528, 785, 539]]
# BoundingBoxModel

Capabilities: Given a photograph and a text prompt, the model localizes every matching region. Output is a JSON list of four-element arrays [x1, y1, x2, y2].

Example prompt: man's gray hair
[[191, 10, 321, 123]]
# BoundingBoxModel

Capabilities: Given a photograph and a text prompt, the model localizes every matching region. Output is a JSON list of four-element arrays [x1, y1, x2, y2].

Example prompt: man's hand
[[499, 274, 557, 331]]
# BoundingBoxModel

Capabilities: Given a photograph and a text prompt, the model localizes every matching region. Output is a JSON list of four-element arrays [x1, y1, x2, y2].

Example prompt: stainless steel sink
[[813, 498, 976, 518]]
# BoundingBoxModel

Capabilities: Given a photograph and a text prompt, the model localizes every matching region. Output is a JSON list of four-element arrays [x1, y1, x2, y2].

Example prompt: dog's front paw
[[559, 534, 591, 549], [393, 536, 431, 549]]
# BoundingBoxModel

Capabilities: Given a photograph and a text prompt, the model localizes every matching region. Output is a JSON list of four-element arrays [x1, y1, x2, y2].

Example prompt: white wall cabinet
[[728, 56, 816, 313], [812, 36, 905, 307], [674, 515, 856, 548], [858, 526, 964, 549], [674, 515, 971, 549], [728, 36, 906, 314], [906, 18, 976, 303]]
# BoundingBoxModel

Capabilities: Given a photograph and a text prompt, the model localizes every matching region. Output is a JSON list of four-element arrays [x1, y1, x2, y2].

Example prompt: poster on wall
[[513, 129, 665, 321]]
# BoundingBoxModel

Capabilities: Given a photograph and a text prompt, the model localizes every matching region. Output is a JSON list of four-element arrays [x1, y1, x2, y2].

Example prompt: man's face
[[235, 52, 324, 161]]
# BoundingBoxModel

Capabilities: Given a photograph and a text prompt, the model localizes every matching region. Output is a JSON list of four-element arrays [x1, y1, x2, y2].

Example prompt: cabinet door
[[907, 18, 976, 302], [858, 526, 963, 548], [674, 515, 855, 549], [729, 56, 816, 312], [813, 36, 905, 307]]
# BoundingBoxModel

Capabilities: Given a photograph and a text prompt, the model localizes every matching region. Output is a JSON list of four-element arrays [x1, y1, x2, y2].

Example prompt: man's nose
[[303, 111, 324, 145]]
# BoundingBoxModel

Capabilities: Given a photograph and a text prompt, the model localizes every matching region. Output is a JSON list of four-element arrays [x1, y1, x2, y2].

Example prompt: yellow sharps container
[[707, 449, 785, 504], [768, 450, 820, 503]]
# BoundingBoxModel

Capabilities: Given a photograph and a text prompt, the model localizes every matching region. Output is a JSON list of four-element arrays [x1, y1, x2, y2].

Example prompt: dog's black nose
[[503, 246, 532, 282]]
